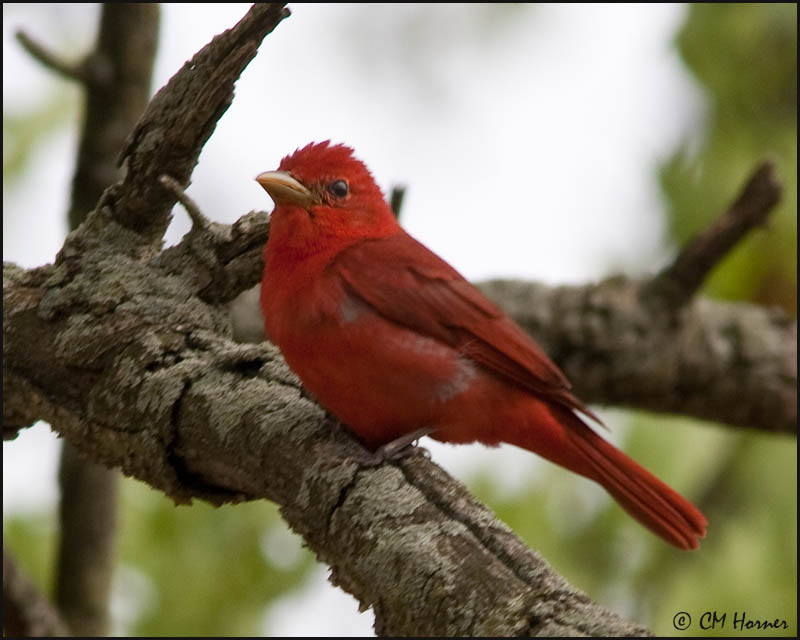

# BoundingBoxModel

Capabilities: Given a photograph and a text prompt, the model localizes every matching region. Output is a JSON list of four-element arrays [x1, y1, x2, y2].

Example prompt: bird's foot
[[358, 427, 435, 468]]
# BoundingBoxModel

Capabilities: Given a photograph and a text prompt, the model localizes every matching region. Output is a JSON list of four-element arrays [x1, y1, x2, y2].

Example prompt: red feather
[[258, 141, 707, 550], [335, 231, 599, 422]]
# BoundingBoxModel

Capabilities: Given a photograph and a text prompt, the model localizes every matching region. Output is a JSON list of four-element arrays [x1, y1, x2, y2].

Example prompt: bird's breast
[[262, 273, 479, 447]]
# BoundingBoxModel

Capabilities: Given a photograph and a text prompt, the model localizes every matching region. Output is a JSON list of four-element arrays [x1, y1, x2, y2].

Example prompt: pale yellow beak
[[256, 170, 317, 208]]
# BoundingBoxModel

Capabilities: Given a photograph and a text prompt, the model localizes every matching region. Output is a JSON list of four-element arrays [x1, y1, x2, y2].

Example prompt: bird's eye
[[328, 180, 349, 198]]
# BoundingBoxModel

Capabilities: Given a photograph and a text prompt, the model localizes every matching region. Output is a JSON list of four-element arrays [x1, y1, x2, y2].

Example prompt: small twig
[[646, 160, 782, 307], [3, 545, 70, 637], [15, 30, 90, 84], [389, 184, 406, 219], [160, 175, 212, 230]]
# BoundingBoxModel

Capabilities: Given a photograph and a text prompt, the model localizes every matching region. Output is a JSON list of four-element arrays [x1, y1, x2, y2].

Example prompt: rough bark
[[478, 277, 796, 435], [1, 252, 650, 636], [3, 190, 794, 636]]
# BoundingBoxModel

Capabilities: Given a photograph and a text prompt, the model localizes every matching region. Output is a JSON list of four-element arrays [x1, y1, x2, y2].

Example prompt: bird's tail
[[511, 403, 708, 550]]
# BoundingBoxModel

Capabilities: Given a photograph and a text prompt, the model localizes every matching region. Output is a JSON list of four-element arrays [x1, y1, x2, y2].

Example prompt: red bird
[[257, 141, 707, 550]]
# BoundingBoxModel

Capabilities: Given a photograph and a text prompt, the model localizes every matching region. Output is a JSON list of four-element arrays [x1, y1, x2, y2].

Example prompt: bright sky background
[[3, 3, 704, 636]]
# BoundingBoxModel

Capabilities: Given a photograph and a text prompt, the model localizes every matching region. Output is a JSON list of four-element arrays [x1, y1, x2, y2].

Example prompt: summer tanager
[[257, 141, 707, 550]]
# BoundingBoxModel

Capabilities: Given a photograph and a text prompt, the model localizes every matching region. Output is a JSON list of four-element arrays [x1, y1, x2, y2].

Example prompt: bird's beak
[[256, 170, 317, 209]]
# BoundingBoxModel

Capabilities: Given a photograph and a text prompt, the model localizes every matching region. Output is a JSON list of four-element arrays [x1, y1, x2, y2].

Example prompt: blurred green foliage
[[660, 3, 797, 315], [115, 481, 315, 636], [3, 478, 317, 636], [478, 4, 797, 637], [652, 5, 797, 634], [3, 513, 59, 596], [2, 90, 78, 182], [475, 412, 796, 636]]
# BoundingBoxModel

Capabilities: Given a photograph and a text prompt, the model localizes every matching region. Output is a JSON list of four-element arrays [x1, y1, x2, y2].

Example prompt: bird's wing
[[333, 231, 599, 422]]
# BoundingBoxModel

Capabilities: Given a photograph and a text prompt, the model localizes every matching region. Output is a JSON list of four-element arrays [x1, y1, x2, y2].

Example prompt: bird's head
[[256, 142, 397, 253]]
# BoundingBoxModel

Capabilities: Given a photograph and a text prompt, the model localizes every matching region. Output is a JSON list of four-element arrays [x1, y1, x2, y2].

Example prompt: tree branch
[[55, 443, 119, 636], [99, 2, 290, 245], [477, 277, 796, 435], [3, 545, 70, 637], [2, 202, 794, 634], [66, 3, 162, 231], [1, 254, 649, 634], [15, 30, 91, 84], [17, 6, 162, 636], [644, 161, 782, 307]]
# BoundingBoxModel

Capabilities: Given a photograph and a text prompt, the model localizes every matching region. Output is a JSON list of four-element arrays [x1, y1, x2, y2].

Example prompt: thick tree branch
[[228, 272, 795, 435], [2, 200, 794, 635], [215, 172, 796, 435], [477, 278, 796, 435], [1, 255, 649, 636], [90, 2, 289, 245]]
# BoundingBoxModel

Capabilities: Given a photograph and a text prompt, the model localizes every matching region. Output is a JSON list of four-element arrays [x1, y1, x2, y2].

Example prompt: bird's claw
[[357, 427, 435, 468]]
